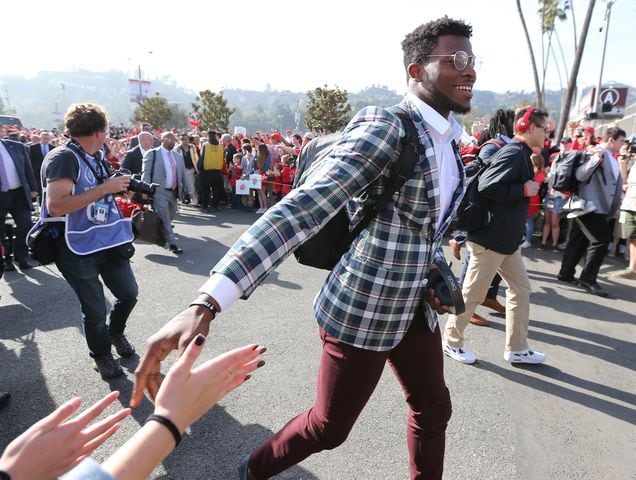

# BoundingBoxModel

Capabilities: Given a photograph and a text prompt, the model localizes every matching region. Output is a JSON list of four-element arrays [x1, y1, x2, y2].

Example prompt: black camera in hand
[[112, 169, 159, 196], [423, 259, 465, 315]]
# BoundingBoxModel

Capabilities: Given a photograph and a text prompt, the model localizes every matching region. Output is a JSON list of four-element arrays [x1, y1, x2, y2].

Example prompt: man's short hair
[[401, 16, 473, 79], [604, 126, 626, 142], [514, 106, 549, 131], [64, 103, 108, 137], [221, 133, 232, 142]]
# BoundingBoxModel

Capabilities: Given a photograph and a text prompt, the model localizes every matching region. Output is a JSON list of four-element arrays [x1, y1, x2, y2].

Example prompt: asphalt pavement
[[1, 204, 634, 479]]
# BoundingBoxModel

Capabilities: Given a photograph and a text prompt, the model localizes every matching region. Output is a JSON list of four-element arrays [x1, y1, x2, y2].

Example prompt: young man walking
[[134, 17, 478, 479]]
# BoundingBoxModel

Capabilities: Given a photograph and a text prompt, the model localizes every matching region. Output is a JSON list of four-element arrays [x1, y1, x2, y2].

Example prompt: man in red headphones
[[443, 106, 548, 365]]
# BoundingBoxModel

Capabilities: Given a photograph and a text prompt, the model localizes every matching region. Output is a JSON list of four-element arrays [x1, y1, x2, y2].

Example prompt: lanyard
[[67, 141, 109, 184]]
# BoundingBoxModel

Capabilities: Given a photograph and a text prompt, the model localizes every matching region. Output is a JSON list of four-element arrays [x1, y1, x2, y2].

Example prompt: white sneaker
[[503, 348, 545, 364], [442, 341, 477, 364], [566, 200, 596, 219], [564, 196, 585, 211], [521, 240, 532, 249]]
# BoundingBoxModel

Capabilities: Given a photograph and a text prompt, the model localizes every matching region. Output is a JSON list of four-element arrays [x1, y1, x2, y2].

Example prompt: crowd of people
[[0, 13, 635, 479]]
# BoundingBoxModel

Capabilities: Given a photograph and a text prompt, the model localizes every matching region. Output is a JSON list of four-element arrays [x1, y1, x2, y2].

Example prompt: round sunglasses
[[425, 51, 481, 72]]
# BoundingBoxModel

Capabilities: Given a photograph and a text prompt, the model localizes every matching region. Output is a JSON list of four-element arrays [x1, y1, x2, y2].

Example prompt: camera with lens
[[628, 135, 636, 154], [112, 169, 158, 196], [422, 259, 466, 315]]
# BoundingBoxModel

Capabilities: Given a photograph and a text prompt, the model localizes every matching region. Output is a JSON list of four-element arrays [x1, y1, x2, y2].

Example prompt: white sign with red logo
[[235, 179, 250, 195], [249, 174, 262, 190]]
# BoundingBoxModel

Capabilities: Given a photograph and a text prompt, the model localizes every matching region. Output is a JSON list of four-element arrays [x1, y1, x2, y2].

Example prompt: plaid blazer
[[213, 95, 466, 351]]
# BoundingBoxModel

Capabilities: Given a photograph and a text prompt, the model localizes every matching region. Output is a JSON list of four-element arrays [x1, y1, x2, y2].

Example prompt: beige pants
[[444, 241, 532, 352]]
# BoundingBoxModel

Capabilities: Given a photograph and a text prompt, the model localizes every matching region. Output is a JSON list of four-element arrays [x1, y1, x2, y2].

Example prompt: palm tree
[[555, 0, 596, 142], [516, 0, 544, 107]]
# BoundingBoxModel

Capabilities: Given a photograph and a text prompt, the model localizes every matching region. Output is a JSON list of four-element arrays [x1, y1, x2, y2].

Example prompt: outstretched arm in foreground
[[0, 392, 130, 480], [104, 336, 265, 479]]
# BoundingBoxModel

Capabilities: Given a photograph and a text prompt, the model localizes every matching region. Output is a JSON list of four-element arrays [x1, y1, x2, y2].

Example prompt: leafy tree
[[191, 90, 235, 132], [304, 85, 351, 133], [167, 104, 190, 130], [138, 93, 172, 128]]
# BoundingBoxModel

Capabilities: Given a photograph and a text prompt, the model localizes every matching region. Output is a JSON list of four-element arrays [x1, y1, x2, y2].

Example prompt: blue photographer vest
[[60, 148, 134, 255]]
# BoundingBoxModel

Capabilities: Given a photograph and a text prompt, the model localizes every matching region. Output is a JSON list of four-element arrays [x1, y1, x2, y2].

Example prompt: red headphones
[[515, 106, 535, 133]]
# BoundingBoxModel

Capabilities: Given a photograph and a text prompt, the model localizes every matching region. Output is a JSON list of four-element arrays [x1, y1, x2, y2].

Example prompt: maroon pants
[[249, 310, 452, 479]]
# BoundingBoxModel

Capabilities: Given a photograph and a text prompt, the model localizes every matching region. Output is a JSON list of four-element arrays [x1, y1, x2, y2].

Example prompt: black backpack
[[452, 140, 512, 232], [292, 108, 422, 271], [551, 150, 587, 194], [452, 158, 490, 232]]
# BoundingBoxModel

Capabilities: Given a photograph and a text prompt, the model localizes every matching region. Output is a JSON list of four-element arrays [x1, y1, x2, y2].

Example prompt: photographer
[[42, 103, 138, 380]]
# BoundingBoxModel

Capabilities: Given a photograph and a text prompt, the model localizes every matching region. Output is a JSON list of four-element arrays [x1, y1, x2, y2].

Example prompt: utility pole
[[591, 0, 616, 115]]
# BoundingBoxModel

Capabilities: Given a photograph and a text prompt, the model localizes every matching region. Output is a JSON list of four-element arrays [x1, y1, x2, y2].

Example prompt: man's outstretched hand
[[131, 304, 214, 407]]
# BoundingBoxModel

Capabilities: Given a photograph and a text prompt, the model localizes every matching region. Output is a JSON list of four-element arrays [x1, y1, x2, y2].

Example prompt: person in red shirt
[[522, 153, 546, 248], [280, 154, 294, 196]]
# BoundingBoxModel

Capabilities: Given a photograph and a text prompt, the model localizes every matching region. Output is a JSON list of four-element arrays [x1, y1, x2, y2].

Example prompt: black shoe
[[169, 244, 183, 254], [110, 334, 135, 358], [0, 392, 10, 411], [93, 353, 124, 379], [557, 275, 578, 285], [3, 262, 16, 272], [538, 243, 547, 251], [17, 260, 34, 270], [578, 279, 609, 298]]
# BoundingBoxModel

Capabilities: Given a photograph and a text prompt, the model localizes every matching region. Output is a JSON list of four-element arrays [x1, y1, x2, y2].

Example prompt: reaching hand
[[131, 306, 214, 407], [103, 174, 131, 194], [524, 180, 540, 197], [0, 391, 130, 480], [153, 336, 266, 432]]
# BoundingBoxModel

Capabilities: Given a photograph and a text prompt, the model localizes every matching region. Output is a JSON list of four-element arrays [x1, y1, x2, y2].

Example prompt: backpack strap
[[336, 106, 421, 253], [150, 149, 157, 183]]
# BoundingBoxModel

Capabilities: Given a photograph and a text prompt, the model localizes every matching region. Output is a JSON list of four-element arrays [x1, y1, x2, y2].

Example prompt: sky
[[1, 0, 634, 97]]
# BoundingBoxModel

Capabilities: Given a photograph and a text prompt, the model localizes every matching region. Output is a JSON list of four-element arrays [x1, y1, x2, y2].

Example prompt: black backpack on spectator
[[452, 140, 512, 232], [292, 108, 422, 271], [452, 158, 490, 232], [551, 150, 587, 194]]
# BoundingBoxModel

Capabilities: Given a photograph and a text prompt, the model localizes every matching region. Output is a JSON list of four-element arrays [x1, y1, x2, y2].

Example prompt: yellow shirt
[[202, 143, 224, 170]]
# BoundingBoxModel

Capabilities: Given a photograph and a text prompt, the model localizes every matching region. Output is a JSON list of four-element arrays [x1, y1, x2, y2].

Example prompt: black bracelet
[[145, 414, 182, 447], [0, 470, 11, 480], [189, 300, 218, 319]]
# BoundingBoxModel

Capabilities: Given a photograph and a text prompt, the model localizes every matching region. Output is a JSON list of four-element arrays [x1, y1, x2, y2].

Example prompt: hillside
[[1, 70, 633, 132]]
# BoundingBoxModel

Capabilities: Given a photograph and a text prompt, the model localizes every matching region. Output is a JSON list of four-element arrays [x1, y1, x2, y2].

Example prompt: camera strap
[[66, 141, 109, 184]]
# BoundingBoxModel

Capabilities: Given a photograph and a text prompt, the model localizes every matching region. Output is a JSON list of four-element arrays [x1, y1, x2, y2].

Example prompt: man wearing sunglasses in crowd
[[134, 17, 477, 479]]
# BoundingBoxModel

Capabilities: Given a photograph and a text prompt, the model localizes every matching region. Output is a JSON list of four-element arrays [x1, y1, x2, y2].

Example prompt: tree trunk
[[516, 0, 544, 108], [555, 0, 596, 143]]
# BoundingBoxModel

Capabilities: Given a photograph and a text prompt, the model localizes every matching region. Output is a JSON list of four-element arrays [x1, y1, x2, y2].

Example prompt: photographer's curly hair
[[64, 103, 108, 138], [402, 17, 473, 82]]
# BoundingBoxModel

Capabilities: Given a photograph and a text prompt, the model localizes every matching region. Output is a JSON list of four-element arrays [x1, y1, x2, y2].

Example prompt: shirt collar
[[406, 91, 462, 142]]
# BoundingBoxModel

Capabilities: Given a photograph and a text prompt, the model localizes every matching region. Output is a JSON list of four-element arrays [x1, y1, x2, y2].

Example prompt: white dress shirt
[[0, 141, 23, 190], [160, 147, 176, 189], [406, 92, 462, 232]]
